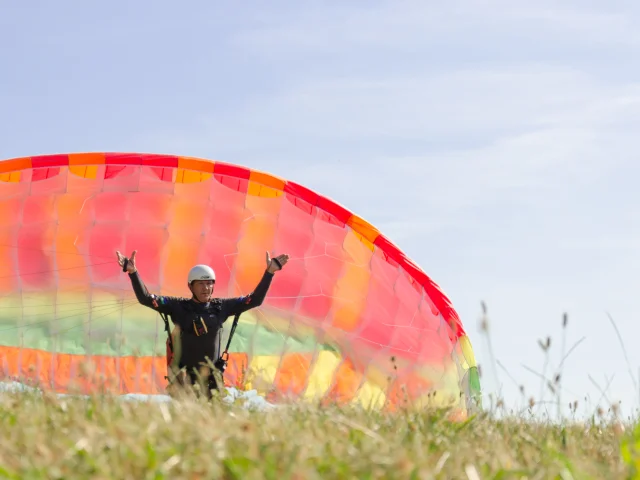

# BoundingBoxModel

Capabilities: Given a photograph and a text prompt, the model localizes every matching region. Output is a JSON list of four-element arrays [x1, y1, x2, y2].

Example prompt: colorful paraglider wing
[[0, 153, 481, 413]]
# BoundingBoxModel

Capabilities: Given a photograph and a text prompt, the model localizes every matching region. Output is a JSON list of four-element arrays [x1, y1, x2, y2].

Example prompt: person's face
[[189, 279, 215, 302]]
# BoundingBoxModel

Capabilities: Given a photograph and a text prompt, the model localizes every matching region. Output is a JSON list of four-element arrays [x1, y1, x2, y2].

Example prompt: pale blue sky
[[2, 1, 640, 419]]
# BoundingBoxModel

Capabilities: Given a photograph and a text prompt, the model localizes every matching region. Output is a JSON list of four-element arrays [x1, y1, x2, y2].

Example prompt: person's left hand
[[266, 252, 289, 273], [116, 250, 137, 274]]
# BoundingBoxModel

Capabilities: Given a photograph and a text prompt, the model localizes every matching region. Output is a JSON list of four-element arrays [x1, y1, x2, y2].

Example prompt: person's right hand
[[116, 250, 137, 274]]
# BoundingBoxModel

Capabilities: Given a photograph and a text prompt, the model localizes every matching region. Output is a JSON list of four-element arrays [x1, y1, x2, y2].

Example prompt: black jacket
[[128, 269, 274, 371]]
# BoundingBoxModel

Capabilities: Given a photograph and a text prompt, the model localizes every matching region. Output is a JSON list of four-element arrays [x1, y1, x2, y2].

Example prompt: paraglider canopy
[[0, 152, 481, 415]]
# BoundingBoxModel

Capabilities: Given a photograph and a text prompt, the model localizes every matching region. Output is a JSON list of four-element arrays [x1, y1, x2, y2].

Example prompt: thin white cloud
[[139, 66, 640, 219], [232, 0, 640, 53], [208, 66, 599, 140]]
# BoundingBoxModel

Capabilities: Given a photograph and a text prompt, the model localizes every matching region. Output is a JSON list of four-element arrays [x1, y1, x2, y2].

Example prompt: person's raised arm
[[116, 250, 174, 315], [223, 251, 289, 317]]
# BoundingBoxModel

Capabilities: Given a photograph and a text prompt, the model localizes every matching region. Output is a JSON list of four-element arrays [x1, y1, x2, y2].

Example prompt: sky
[[1, 0, 640, 420]]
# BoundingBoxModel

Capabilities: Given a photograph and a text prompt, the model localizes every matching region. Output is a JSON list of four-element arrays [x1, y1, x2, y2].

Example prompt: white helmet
[[187, 264, 216, 284]]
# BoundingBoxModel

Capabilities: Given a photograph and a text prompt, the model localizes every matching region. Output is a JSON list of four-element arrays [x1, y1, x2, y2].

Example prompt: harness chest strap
[[152, 296, 242, 379], [220, 313, 241, 361]]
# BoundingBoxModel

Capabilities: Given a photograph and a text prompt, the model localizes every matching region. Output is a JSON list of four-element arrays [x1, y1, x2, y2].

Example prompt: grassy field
[[0, 385, 635, 479], [0, 308, 637, 479]]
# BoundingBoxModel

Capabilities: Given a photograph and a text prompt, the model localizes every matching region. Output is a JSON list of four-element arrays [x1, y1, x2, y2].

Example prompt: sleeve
[[221, 269, 274, 318], [128, 271, 179, 317]]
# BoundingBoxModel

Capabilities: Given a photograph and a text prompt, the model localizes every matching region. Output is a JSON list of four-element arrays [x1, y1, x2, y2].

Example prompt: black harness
[[155, 297, 241, 384], [213, 312, 240, 373], [122, 257, 243, 386]]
